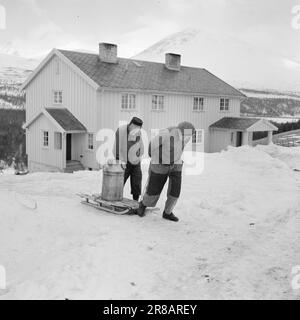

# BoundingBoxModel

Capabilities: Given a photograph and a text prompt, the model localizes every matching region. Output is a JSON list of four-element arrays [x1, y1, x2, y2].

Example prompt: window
[[43, 131, 49, 147], [88, 133, 94, 150], [220, 98, 229, 111], [121, 93, 136, 110], [54, 132, 62, 150], [193, 97, 204, 111], [192, 129, 203, 144], [152, 95, 164, 111], [54, 90, 63, 104]]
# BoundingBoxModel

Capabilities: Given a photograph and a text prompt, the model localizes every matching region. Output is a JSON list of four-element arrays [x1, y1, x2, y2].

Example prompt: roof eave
[[20, 49, 100, 91], [100, 86, 245, 98]]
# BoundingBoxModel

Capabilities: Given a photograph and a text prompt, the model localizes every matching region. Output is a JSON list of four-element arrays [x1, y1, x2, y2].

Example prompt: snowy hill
[[0, 53, 39, 71], [0, 146, 300, 299], [240, 89, 300, 118], [1, 44, 300, 116], [134, 28, 300, 92], [0, 53, 40, 109]]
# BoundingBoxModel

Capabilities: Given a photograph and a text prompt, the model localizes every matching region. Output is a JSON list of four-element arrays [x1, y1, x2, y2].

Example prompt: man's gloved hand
[[107, 158, 115, 165]]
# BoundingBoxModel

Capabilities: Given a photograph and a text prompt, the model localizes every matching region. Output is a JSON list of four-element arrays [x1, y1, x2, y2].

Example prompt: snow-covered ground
[[0, 146, 300, 300]]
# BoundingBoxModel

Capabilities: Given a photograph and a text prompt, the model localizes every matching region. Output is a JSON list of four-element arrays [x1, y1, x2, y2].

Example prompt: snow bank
[[256, 144, 300, 170], [0, 146, 300, 299]]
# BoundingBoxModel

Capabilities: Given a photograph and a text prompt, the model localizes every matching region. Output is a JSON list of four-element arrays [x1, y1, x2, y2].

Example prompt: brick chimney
[[99, 43, 118, 63], [165, 53, 181, 71]]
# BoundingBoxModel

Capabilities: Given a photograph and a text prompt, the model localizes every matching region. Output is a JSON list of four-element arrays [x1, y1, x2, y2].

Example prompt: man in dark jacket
[[113, 117, 144, 201], [137, 121, 195, 222]]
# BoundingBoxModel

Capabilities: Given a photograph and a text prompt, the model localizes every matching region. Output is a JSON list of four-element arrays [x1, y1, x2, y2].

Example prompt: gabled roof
[[23, 108, 87, 133], [20, 49, 99, 91], [56, 49, 245, 97], [210, 117, 278, 131], [45, 108, 87, 132]]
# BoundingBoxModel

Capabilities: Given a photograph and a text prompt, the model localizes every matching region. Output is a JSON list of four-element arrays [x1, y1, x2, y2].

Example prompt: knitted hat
[[130, 117, 143, 127], [178, 121, 196, 136]]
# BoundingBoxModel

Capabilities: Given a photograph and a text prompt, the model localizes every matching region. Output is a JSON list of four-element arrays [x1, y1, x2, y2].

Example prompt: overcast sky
[[0, 0, 299, 61]]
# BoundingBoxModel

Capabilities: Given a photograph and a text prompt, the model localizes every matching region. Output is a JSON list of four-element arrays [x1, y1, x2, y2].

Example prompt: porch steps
[[64, 160, 84, 173]]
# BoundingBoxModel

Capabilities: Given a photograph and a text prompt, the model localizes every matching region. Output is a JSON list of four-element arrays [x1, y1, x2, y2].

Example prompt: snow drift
[[0, 146, 300, 299]]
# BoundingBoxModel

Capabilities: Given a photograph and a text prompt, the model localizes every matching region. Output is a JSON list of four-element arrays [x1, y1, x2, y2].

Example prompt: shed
[[209, 117, 278, 152]]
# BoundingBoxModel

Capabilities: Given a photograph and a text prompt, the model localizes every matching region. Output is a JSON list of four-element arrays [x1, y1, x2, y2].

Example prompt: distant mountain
[[0, 53, 40, 109], [0, 53, 39, 81], [134, 28, 300, 92], [0, 41, 21, 56], [240, 89, 300, 118], [1, 44, 300, 118]]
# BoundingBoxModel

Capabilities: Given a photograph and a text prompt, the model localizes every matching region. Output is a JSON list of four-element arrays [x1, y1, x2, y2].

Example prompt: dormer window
[[54, 90, 63, 104]]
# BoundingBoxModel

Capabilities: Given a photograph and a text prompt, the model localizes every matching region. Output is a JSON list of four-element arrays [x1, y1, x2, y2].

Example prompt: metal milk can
[[101, 162, 125, 201]]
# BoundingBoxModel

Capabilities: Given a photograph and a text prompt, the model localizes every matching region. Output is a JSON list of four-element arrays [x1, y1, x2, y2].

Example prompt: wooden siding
[[25, 54, 98, 169], [27, 114, 64, 171], [209, 129, 234, 153], [247, 120, 277, 132], [26, 55, 97, 129], [98, 90, 241, 153], [25, 54, 242, 171]]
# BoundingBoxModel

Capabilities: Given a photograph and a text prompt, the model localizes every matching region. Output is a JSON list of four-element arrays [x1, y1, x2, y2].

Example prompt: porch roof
[[210, 117, 278, 132], [45, 108, 87, 132], [23, 108, 87, 133]]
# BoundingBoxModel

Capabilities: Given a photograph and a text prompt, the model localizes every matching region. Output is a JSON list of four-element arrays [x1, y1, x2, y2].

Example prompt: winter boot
[[162, 211, 179, 222], [137, 201, 147, 217]]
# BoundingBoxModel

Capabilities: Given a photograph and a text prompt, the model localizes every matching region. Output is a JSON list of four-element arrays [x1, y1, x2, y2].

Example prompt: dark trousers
[[124, 163, 142, 199], [142, 163, 182, 214]]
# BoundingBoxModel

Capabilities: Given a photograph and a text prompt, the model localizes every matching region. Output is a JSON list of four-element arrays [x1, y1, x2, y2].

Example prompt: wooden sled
[[77, 193, 139, 215], [15, 170, 29, 176]]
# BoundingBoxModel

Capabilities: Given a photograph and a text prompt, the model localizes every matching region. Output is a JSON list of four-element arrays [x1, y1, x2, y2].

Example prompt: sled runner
[[15, 170, 29, 176], [77, 193, 139, 215]]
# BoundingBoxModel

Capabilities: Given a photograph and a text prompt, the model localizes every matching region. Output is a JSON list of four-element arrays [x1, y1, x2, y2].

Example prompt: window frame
[[231, 132, 234, 144], [192, 129, 203, 144], [53, 90, 63, 105], [220, 98, 230, 112], [54, 132, 62, 150], [88, 133, 94, 150], [193, 97, 204, 112], [121, 93, 136, 110], [152, 95, 165, 111], [43, 130, 49, 148]]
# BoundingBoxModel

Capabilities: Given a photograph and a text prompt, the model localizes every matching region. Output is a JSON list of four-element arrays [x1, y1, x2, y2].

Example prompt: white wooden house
[[21, 42, 277, 172]]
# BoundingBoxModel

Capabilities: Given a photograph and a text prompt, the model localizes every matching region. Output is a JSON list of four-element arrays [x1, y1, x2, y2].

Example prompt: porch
[[209, 117, 278, 152], [24, 108, 87, 172]]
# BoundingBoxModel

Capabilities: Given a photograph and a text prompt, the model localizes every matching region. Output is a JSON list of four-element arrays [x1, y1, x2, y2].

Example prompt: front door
[[236, 131, 243, 147], [66, 133, 72, 161]]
